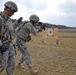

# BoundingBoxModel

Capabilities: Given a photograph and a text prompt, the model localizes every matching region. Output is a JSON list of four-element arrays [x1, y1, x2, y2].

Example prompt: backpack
[[16, 21, 28, 33]]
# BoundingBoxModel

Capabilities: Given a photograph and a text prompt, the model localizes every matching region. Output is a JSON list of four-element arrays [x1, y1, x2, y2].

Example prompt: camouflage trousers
[[16, 37, 32, 67], [0, 43, 16, 75]]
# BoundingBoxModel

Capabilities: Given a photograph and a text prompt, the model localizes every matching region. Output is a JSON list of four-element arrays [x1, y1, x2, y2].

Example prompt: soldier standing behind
[[16, 14, 44, 75], [0, 1, 18, 75]]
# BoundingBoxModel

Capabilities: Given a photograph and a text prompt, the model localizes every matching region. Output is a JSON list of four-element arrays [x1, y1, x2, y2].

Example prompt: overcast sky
[[0, 0, 76, 27]]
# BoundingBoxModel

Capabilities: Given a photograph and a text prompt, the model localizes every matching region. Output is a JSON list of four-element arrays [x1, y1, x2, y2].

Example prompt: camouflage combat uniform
[[0, 12, 16, 75], [0, 1, 19, 75], [16, 21, 39, 67]]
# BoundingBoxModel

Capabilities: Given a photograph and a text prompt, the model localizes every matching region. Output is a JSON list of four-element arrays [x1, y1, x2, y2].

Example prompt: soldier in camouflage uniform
[[16, 14, 44, 75], [0, 1, 18, 75]]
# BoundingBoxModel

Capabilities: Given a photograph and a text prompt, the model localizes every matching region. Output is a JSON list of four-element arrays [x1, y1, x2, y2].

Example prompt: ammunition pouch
[[18, 35, 31, 42], [0, 37, 11, 53], [0, 45, 8, 53], [26, 35, 31, 42]]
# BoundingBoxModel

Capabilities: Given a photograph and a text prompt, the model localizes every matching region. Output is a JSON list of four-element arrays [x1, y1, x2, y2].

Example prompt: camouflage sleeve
[[0, 19, 2, 30], [0, 17, 5, 35], [24, 23, 39, 35], [9, 30, 15, 40], [0, 17, 3, 26]]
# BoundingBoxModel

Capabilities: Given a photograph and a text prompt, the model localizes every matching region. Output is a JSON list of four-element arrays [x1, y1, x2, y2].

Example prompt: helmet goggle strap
[[9, 8, 15, 13], [31, 20, 37, 24], [31, 19, 37, 23], [5, 6, 15, 13]]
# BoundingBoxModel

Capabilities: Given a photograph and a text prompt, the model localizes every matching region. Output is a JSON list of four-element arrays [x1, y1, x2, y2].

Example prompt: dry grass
[[1, 29, 76, 75]]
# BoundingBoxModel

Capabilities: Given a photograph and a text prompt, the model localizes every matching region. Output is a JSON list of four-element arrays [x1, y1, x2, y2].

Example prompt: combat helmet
[[4, 1, 18, 12], [29, 14, 39, 23]]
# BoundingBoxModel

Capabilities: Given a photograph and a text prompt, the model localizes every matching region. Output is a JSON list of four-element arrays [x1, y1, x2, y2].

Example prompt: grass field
[[1, 29, 76, 75]]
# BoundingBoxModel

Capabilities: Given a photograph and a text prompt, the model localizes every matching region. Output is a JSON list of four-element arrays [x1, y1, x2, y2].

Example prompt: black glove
[[0, 45, 8, 53], [41, 25, 46, 30], [17, 17, 23, 23], [38, 22, 46, 30]]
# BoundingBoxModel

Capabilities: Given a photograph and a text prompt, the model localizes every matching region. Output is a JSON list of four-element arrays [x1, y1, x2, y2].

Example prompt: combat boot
[[29, 67, 38, 75], [16, 64, 25, 69]]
